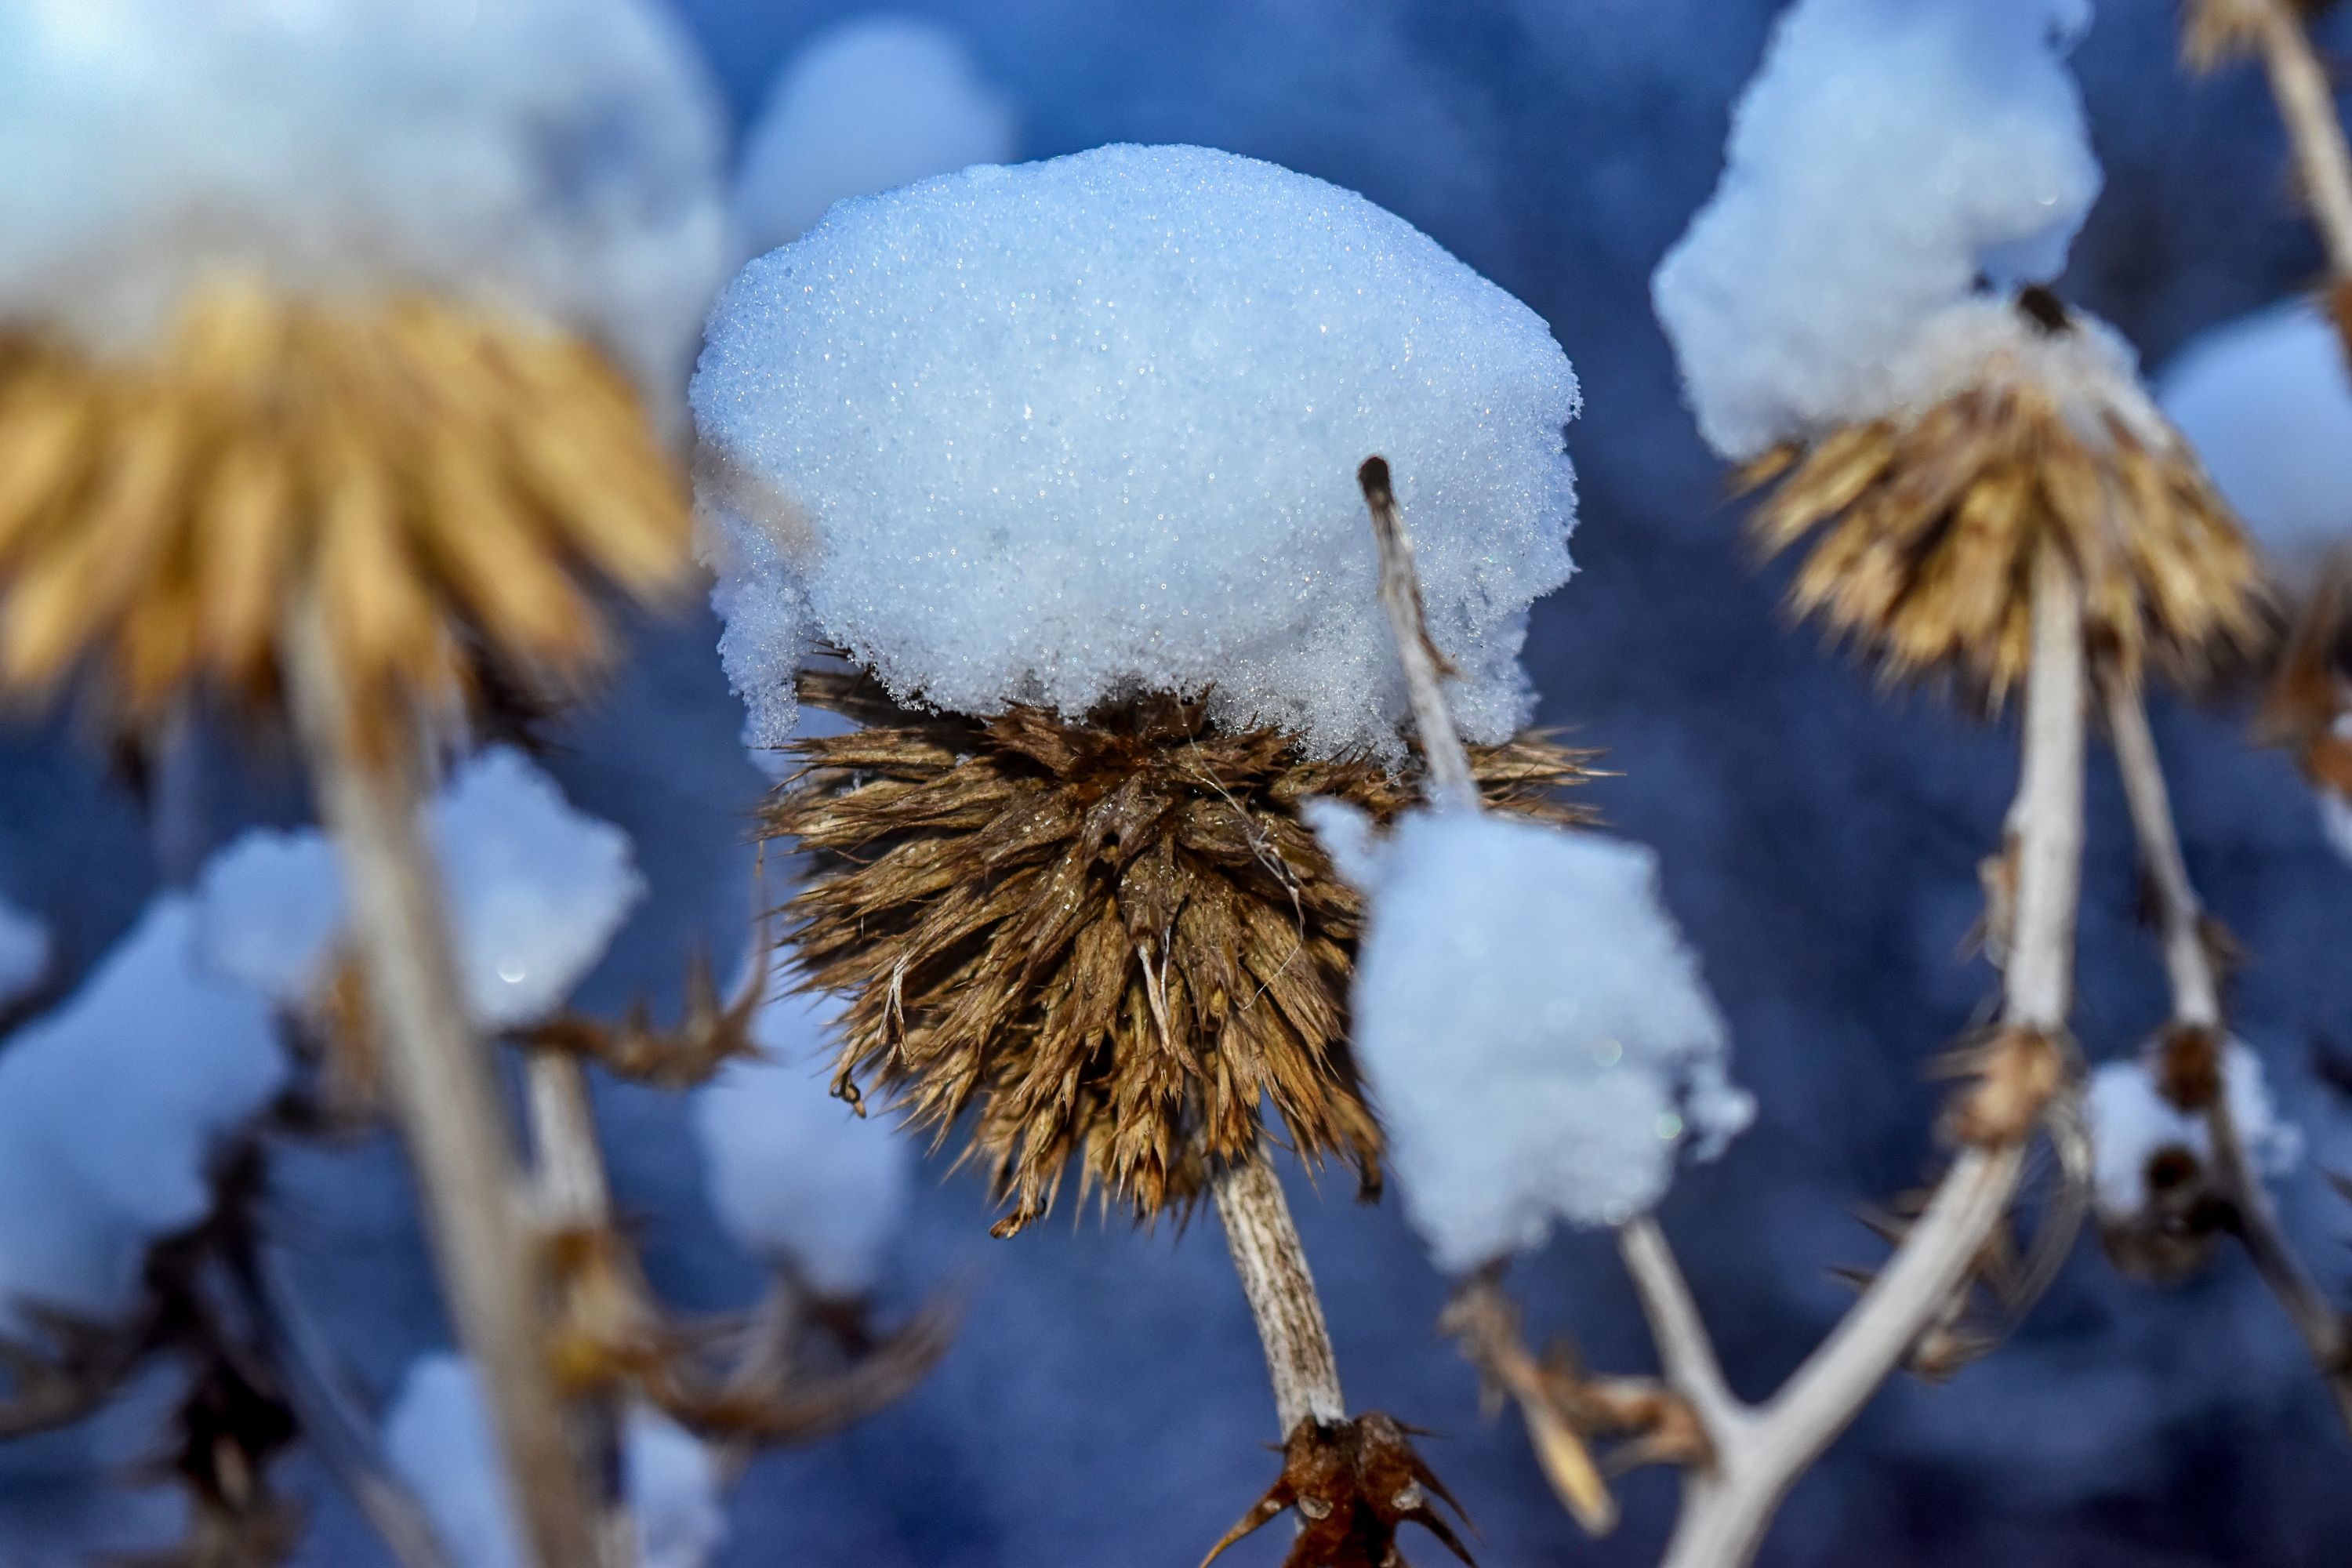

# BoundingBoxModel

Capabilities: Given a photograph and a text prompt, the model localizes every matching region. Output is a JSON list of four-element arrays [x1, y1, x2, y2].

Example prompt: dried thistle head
[[1740, 292, 2266, 702], [0, 276, 693, 756], [767, 670, 1592, 1235], [1203, 1413, 1474, 1568]]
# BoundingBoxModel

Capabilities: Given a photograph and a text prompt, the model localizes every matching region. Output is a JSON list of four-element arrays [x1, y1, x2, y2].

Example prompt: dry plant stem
[[1652, 548, 2085, 1568], [525, 1051, 640, 1568], [1213, 1142, 1346, 1435], [283, 597, 600, 1568], [248, 1250, 456, 1568], [2249, 0, 2352, 278], [1617, 1218, 1743, 1442], [1359, 456, 1476, 810], [2101, 673, 2352, 1433]]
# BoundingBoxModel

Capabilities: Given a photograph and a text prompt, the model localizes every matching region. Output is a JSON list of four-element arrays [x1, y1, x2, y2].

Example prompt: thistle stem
[[2246, 0, 2352, 282], [1650, 546, 2085, 1568], [2100, 670, 2352, 1435], [1212, 1142, 1346, 1436], [1359, 456, 1477, 811], [524, 1050, 640, 1568], [282, 597, 601, 1568]]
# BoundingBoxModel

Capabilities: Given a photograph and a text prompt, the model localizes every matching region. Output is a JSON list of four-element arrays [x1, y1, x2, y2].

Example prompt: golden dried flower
[[0, 277, 693, 753], [1739, 294, 2265, 700], [765, 670, 1592, 1236]]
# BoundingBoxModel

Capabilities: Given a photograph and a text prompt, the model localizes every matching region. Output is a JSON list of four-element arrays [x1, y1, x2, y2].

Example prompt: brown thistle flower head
[[1740, 292, 2265, 700], [768, 671, 1591, 1234], [695, 147, 1588, 1234], [0, 2, 728, 754]]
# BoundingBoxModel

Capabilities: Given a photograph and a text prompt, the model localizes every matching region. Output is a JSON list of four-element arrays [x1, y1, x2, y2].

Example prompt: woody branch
[[2100, 666, 2352, 1434]]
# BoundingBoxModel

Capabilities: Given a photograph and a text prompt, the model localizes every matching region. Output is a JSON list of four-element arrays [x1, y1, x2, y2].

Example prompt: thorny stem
[[525, 1051, 640, 1568], [1648, 547, 2086, 1568], [2245, 0, 2352, 281], [282, 596, 601, 1568], [1359, 456, 1477, 811], [2101, 670, 2352, 1436], [1212, 1142, 1347, 1436]]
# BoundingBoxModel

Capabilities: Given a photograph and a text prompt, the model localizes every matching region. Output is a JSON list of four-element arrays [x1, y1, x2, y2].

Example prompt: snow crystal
[[1310, 804, 1753, 1273], [0, 897, 49, 1012], [693, 978, 910, 1298], [0, 898, 285, 1330], [385, 1354, 725, 1568], [2159, 297, 2352, 582], [0, 0, 728, 406], [2085, 1044, 2300, 1222], [694, 142, 1580, 760], [194, 747, 643, 1029], [1652, 0, 2100, 459], [732, 14, 1018, 260]]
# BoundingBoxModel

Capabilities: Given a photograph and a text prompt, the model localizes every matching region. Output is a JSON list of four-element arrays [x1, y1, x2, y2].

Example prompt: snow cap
[[695, 142, 1579, 762]]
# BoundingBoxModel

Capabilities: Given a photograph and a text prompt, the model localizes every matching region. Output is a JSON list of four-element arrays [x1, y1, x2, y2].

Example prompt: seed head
[[766, 670, 1592, 1235], [0, 277, 693, 756], [1740, 293, 2265, 702]]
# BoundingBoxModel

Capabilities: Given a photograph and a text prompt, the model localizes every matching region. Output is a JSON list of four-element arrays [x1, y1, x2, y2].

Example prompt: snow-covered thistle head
[[1654, 0, 2260, 699], [693, 142, 1578, 761], [0, 0, 728, 748], [1309, 805, 1752, 1273], [701, 144, 1592, 1232]]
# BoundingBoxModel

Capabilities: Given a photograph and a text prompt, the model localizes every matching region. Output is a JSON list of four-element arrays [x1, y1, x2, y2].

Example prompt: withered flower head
[[766, 670, 1591, 1236], [1740, 292, 2264, 701], [0, 278, 694, 753]]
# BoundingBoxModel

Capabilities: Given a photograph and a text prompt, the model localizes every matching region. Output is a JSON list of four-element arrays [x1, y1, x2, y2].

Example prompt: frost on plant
[[196, 746, 644, 1028], [1652, 0, 2100, 459], [732, 14, 1018, 260], [694, 141, 1579, 761], [691, 981, 912, 1300], [1311, 804, 1753, 1275], [384, 1352, 726, 1568]]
